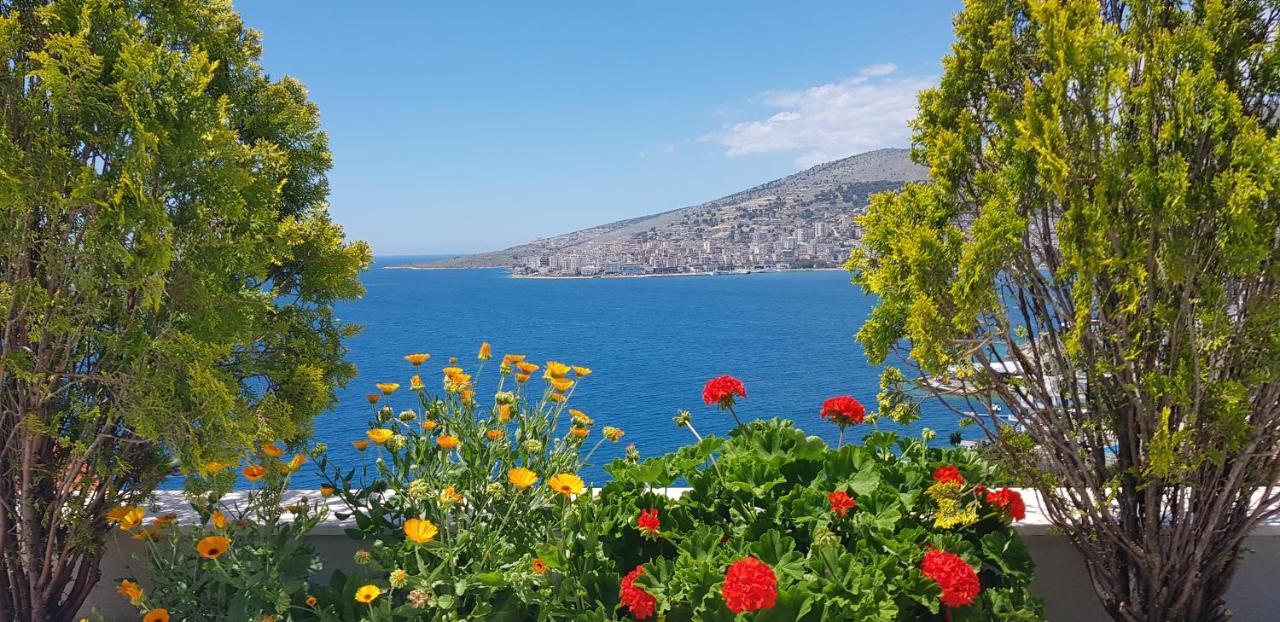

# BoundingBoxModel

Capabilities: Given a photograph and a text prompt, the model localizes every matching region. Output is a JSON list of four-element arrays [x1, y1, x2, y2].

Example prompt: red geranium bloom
[[920, 549, 981, 608], [702, 375, 746, 409], [985, 487, 1026, 521], [827, 490, 856, 517], [619, 565, 657, 620], [932, 465, 965, 486], [636, 508, 661, 536], [820, 396, 866, 427], [721, 556, 778, 613]]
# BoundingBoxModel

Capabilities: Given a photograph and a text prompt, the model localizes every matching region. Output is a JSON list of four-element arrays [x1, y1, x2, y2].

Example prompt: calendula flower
[[199, 461, 231, 475], [196, 535, 231, 559], [107, 506, 145, 531], [436, 435, 460, 450], [367, 428, 394, 445], [485, 429, 504, 442], [548, 377, 574, 392], [449, 356, 458, 364], [422, 420, 438, 431], [503, 353, 526, 365], [570, 426, 588, 439], [117, 579, 143, 604], [353, 440, 371, 451], [497, 404, 513, 422], [399, 409, 417, 422], [515, 372, 531, 383], [366, 393, 381, 405], [389, 569, 408, 588], [532, 558, 548, 574], [410, 374, 424, 391], [404, 353, 431, 366], [478, 342, 492, 361], [548, 393, 566, 403], [261, 443, 285, 458], [242, 465, 267, 482], [461, 388, 475, 404], [544, 361, 570, 379], [569, 409, 593, 425], [143, 609, 169, 622], [603, 426, 624, 442], [355, 584, 382, 604], [408, 589, 430, 608], [439, 485, 463, 504], [377, 383, 400, 396], [406, 479, 430, 499], [547, 473, 585, 497], [508, 467, 538, 489], [211, 510, 228, 530], [354, 550, 372, 565], [305, 596, 318, 607], [516, 361, 539, 374], [287, 454, 307, 471], [572, 365, 591, 377], [404, 518, 438, 544], [320, 485, 336, 497], [131, 526, 164, 541]]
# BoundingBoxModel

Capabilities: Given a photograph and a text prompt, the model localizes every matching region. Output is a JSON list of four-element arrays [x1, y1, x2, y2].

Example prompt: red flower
[[827, 490, 856, 517], [702, 375, 746, 409], [820, 396, 866, 427], [985, 487, 1026, 521], [721, 556, 777, 614], [932, 465, 965, 486], [619, 565, 657, 620], [636, 508, 661, 536], [920, 549, 981, 608]]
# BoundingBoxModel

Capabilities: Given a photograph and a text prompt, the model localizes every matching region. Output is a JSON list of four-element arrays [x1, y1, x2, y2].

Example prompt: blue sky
[[236, 1, 961, 255]]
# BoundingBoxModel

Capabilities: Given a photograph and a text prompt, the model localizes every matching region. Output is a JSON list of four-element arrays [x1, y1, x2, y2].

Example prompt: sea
[[212, 255, 972, 489]]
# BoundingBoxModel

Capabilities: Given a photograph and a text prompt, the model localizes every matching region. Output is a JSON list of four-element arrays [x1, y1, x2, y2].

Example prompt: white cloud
[[703, 65, 934, 167]]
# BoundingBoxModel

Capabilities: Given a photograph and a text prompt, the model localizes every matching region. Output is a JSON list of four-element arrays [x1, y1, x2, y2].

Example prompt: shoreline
[[384, 265, 844, 278]]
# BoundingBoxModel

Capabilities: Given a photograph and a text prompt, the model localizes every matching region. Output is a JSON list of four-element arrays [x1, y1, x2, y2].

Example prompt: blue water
[[226, 255, 969, 488]]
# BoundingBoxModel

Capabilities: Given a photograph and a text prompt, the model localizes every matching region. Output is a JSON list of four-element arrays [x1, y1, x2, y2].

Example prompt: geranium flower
[[117, 579, 143, 604], [196, 535, 231, 559], [619, 565, 657, 620], [404, 518, 439, 544], [376, 383, 400, 395], [722, 556, 778, 613], [828, 490, 856, 517], [820, 396, 866, 427], [636, 508, 660, 537], [404, 353, 430, 366], [508, 467, 538, 489], [985, 487, 1027, 521], [436, 434, 460, 450], [367, 428, 393, 445], [932, 465, 965, 486], [355, 584, 382, 604], [920, 549, 981, 608], [143, 608, 169, 622], [478, 342, 492, 361], [242, 465, 267, 482], [702, 375, 747, 409], [547, 473, 585, 497]]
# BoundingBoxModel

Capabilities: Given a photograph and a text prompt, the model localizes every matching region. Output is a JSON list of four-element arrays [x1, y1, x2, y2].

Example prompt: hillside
[[399, 148, 928, 272]]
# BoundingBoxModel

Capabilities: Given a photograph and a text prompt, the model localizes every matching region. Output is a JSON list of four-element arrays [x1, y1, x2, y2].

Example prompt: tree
[[847, 1, 1279, 621], [0, 1, 370, 619]]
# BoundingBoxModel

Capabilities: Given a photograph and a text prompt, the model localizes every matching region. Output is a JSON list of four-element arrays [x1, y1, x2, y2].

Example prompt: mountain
[[399, 148, 929, 272]]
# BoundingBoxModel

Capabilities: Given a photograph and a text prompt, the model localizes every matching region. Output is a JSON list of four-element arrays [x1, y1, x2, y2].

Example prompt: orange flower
[[548, 377, 574, 393], [515, 372, 531, 383], [320, 485, 336, 497], [367, 428, 393, 444], [117, 579, 143, 604], [436, 435, 460, 450], [547, 473, 585, 497], [544, 361, 571, 379], [569, 409, 593, 425], [211, 510, 228, 530], [352, 440, 371, 451], [532, 558, 548, 574], [485, 429, 504, 442], [261, 443, 285, 458], [107, 506, 145, 531], [603, 426, 624, 442], [305, 595, 318, 607], [196, 535, 231, 559], [503, 354, 527, 365], [548, 392, 567, 403], [404, 353, 431, 366], [516, 361, 539, 374], [422, 420, 438, 431], [143, 608, 170, 622], [410, 374, 424, 391], [355, 584, 382, 604], [199, 461, 231, 475], [439, 485, 463, 504], [478, 342, 492, 361], [508, 467, 538, 489], [570, 426, 588, 439], [376, 382, 400, 395], [242, 465, 267, 482], [572, 366, 592, 377], [404, 517, 439, 544], [498, 404, 513, 422], [366, 393, 381, 405], [287, 454, 307, 471]]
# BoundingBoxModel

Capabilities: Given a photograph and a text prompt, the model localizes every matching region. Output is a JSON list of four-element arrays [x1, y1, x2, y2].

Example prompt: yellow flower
[[143, 608, 169, 622], [196, 535, 231, 559], [242, 465, 267, 482], [603, 426, 624, 442], [261, 443, 285, 458], [389, 568, 409, 588], [117, 579, 143, 604], [478, 342, 492, 361], [211, 510, 228, 530], [515, 372, 531, 383], [439, 485, 463, 504], [355, 584, 382, 604], [376, 383, 400, 395], [485, 429, 504, 442], [569, 409, 593, 425], [422, 420, 438, 431], [497, 404, 513, 422], [131, 526, 164, 541], [548, 392, 566, 403], [503, 354, 527, 365], [405, 353, 431, 366], [544, 361, 571, 379], [287, 454, 307, 471], [199, 461, 231, 475], [516, 361, 539, 374], [572, 366, 592, 377], [410, 374, 424, 391], [305, 595, 318, 607], [367, 428, 394, 445], [461, 388, 475, 404], [570, 426, 588, 439], [508, 467, 538, 489], [436, 435, 460, 450], [353, 440, 371, 451], [107, 506, 145, 531], [404, 518, 438, 544], [548, 377, 574, 393], [320, 485, 336, 498], [547, 473, 585, 497]]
